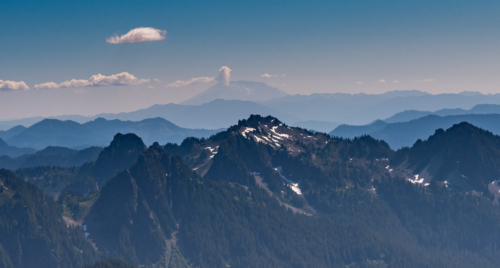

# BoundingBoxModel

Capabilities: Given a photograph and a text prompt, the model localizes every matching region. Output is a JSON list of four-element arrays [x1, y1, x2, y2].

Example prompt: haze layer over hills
[[4, 88, 500, 131]]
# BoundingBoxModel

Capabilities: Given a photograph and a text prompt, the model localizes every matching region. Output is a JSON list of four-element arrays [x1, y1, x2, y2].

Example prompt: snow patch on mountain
[[241, 127, 256, 138], [271, 126, 290, 139], [275, 166, 302, 195], [409, 174, 428, 186]]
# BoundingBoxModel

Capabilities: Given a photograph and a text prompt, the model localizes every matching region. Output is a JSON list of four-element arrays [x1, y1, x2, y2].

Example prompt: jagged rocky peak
[[233, 114, 331, 153], [165, 115, 339, 176], [237, 114, 282, 128], [93, 133, 148, 187]]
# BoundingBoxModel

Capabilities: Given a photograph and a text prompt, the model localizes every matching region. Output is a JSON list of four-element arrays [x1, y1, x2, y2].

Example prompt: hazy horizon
[[0, 88, 492, 121], [2, 0, 500, 119]]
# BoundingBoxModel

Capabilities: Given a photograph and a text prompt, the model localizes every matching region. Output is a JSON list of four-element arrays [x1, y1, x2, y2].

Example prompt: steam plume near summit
[[217, 66, 231, 86]]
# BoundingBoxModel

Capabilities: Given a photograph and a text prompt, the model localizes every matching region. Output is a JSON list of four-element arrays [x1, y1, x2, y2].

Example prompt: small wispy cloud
[[106, 27, 167, 44], [262, 73, 285, 78], [422, 78, 434, 82], [154, 78, 163, 83], [0, 80, 30, 91], [356, 81, 363, 85], [393, 80, 399, 83], [378, 79, 386, 83], [148, 86, 155, 89], [166, 77, 215, 88], [34, 72, 149, 89]]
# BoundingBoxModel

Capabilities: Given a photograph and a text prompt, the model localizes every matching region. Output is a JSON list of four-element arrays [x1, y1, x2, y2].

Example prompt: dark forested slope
[[0, 169, 97, 268], [390, 122, 500, 194]]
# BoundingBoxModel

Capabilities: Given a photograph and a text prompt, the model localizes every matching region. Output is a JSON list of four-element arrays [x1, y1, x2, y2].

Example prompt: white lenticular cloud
[[217, 66, 231, 85], [378, 79, 386, 83], [34, 72, 149, 89], [0, 80, 30, 91], [166, 66, 232, 88], [393, 80, 400, 83], [166, 77, 215, 88], [106, 27, 167, 44], [356, 81, 363, 85], [423, 78, 434, 82]]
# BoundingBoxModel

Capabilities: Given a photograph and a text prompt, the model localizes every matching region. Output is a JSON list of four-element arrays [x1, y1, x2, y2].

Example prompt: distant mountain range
[[330, 113, 500, 149], [0, 117, 222, 151], [5, 98, 500, 153], [93, 99, 298, 129], [0, 99, 296, 130], [5, 90, 500, 131], [260, 91, 500, 125], [383, 103, 500, 123]]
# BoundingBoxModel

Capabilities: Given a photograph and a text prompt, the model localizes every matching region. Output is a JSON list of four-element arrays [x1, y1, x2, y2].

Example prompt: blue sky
[[1, 0, 500, 119]]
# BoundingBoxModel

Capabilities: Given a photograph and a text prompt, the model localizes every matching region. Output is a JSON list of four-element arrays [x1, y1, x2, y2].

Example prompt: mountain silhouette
[[4, 117, 222, 149], [93, 133, 147, 187], [0, 138, 35, 157]]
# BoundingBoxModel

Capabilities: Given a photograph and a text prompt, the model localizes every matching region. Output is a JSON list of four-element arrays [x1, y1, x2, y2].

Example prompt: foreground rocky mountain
[[4, 115, 500, 267], [158, 115, 500, 267]]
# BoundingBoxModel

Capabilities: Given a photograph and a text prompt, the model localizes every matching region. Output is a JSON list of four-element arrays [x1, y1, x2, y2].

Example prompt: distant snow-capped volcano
[[181, 80, 288, 105]]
